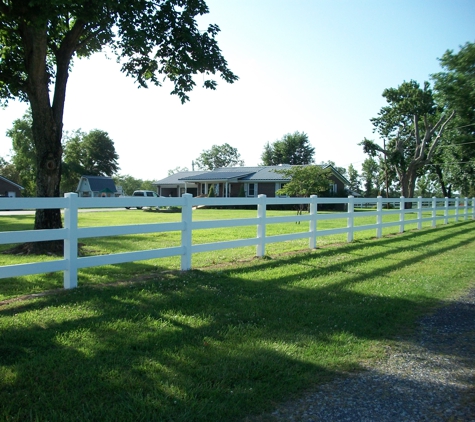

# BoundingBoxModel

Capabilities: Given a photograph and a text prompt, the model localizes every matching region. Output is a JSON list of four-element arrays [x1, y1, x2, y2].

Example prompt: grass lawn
[[0, 210, 474, 421], [0, 208, 449, 298]]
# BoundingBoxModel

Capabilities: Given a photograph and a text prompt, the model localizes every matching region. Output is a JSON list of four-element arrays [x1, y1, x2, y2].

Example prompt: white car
[[126, 190, 160, 209]]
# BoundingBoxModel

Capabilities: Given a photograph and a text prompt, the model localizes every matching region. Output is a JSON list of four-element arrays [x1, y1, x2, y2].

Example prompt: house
[[153, 171, 207, 197], [153, 165, 350, 198], [0, 175, 24, 197], [76, 175, 117, 197]]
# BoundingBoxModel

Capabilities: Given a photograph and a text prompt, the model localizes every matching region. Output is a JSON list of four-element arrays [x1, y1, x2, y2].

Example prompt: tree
[[113, 174, 155, 196], [207, 184, 215, 197], [0, 0, 237, 253], [62, 129, 119, 192], [261, 132, 315, 165], [168, 166, 189, 176], [431, 42, 475, 197], [275, 165, 331, 198], [5, 110, 36, 196], [361, 157, 380, 197], [360, 80, 455, 203], [0, 156, 20, 187], [347, 164, 360, 194], [195, 143, 244, 170], [319, 160, 347, 176]]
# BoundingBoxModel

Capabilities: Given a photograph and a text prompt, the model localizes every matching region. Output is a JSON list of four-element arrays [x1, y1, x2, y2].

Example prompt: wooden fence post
[[64, 192, 78, 289], [256, 194, 267, 257], [181, 193, 193, 271], [347, 195, 354, 243], [309, 195, 318, 249]]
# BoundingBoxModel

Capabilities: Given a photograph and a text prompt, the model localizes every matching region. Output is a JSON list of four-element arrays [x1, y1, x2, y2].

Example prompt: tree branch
[[426, 110, 456, 162], [52, 19, 86, 127]]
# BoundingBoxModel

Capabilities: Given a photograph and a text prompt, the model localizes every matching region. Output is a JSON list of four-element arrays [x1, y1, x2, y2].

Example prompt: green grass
[[0, 208, 461, 298], [0, 210, 474, 421]]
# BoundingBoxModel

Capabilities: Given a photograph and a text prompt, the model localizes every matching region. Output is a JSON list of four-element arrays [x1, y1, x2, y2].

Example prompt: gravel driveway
[[248, 287, 475, 421]]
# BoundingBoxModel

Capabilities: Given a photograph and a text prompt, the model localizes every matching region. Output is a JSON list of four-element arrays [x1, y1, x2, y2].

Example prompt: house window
[[248, 183, 255, 197], [330, 183, 338, 195]]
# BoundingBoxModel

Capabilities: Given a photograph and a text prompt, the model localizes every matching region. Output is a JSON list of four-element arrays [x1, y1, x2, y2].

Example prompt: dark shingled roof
[[80, 176, 117, 193], [152, 165, 350, 186], [180, 171, 255, 181], [153, 171, 207, 185]]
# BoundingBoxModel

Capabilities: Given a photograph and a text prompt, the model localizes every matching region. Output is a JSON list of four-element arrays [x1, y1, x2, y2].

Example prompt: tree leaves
[[195, 143, 244, 170], [261, 132, 315, 166]]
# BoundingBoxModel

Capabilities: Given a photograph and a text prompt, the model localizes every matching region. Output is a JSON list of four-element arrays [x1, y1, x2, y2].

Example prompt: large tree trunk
[[399, 165, 418, 209], [20, 22, 67, 254], [434, 165, 451, 197]]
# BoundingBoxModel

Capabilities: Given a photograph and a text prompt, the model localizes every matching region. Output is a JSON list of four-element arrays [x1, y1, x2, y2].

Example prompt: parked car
[[125, 190, 160, 209]]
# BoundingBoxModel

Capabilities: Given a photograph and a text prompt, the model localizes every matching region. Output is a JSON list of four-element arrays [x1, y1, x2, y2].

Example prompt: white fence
[[0, 193, 474, 289]]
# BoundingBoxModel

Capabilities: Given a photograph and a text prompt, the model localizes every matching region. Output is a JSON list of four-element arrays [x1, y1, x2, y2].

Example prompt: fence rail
[[1, 194, 474, 289]]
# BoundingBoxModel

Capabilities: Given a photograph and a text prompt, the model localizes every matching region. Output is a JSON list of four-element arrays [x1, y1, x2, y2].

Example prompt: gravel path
[[249, 287, 475, 421]]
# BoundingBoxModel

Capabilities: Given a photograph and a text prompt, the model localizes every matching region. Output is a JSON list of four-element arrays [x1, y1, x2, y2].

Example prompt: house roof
[[180, 170, 256, 181], [152, 165, 350, 186], [78, 175, 117, 192], [0, 175, 24, 190], [153, 171, 207, 185]]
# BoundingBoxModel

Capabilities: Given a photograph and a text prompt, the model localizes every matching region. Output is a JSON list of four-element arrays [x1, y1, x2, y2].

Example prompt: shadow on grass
[[0, 221, 474, 421]]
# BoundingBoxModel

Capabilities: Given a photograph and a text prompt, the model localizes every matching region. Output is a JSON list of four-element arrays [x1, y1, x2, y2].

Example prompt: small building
[[76, 175, 117, 197], [153, 165, 350, 198], [0, 175, 24, 197]]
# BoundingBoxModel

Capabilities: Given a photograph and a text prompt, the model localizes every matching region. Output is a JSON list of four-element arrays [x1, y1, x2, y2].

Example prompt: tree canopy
[[261, 132, 315, 166], [5, 112, 121, 196], [431, 41, 475, 196], [5, 110, 36, 196], [0, 0, 237, 251], [275, 165, 331, 198], [195, 143, 244, 170], [62, 129, 120, 192], [168, 166, 189, 176], [113, 174, 155, 196], [360, 80, 455, 200]]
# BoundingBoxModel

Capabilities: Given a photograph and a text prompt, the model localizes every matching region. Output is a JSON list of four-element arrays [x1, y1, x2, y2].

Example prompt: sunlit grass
[[0, 208, 469, 300]]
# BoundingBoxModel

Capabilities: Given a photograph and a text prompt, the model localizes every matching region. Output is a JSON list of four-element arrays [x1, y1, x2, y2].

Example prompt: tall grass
[[0, 216, 474, 421]]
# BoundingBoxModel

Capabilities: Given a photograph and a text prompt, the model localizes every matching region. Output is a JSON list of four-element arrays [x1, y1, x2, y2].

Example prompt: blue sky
[[1, 0, 474, 181]]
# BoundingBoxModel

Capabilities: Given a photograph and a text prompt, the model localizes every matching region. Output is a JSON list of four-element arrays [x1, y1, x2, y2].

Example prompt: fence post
[[432, 197, 437, 228], [256, 194, 267, 257], [309, 195, 318, 249], [473, 197, 475, 220], [181, 193, 193, 271], [455, 197, 460, 222], [417, 196, 423, 230], [464, 197, 468, 221], [444, 197, 449, 224], [347, 195, 354, 242], [399, 196, 405, 233], [376, 196, 383, 238], [63, 192, 78, 289]]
